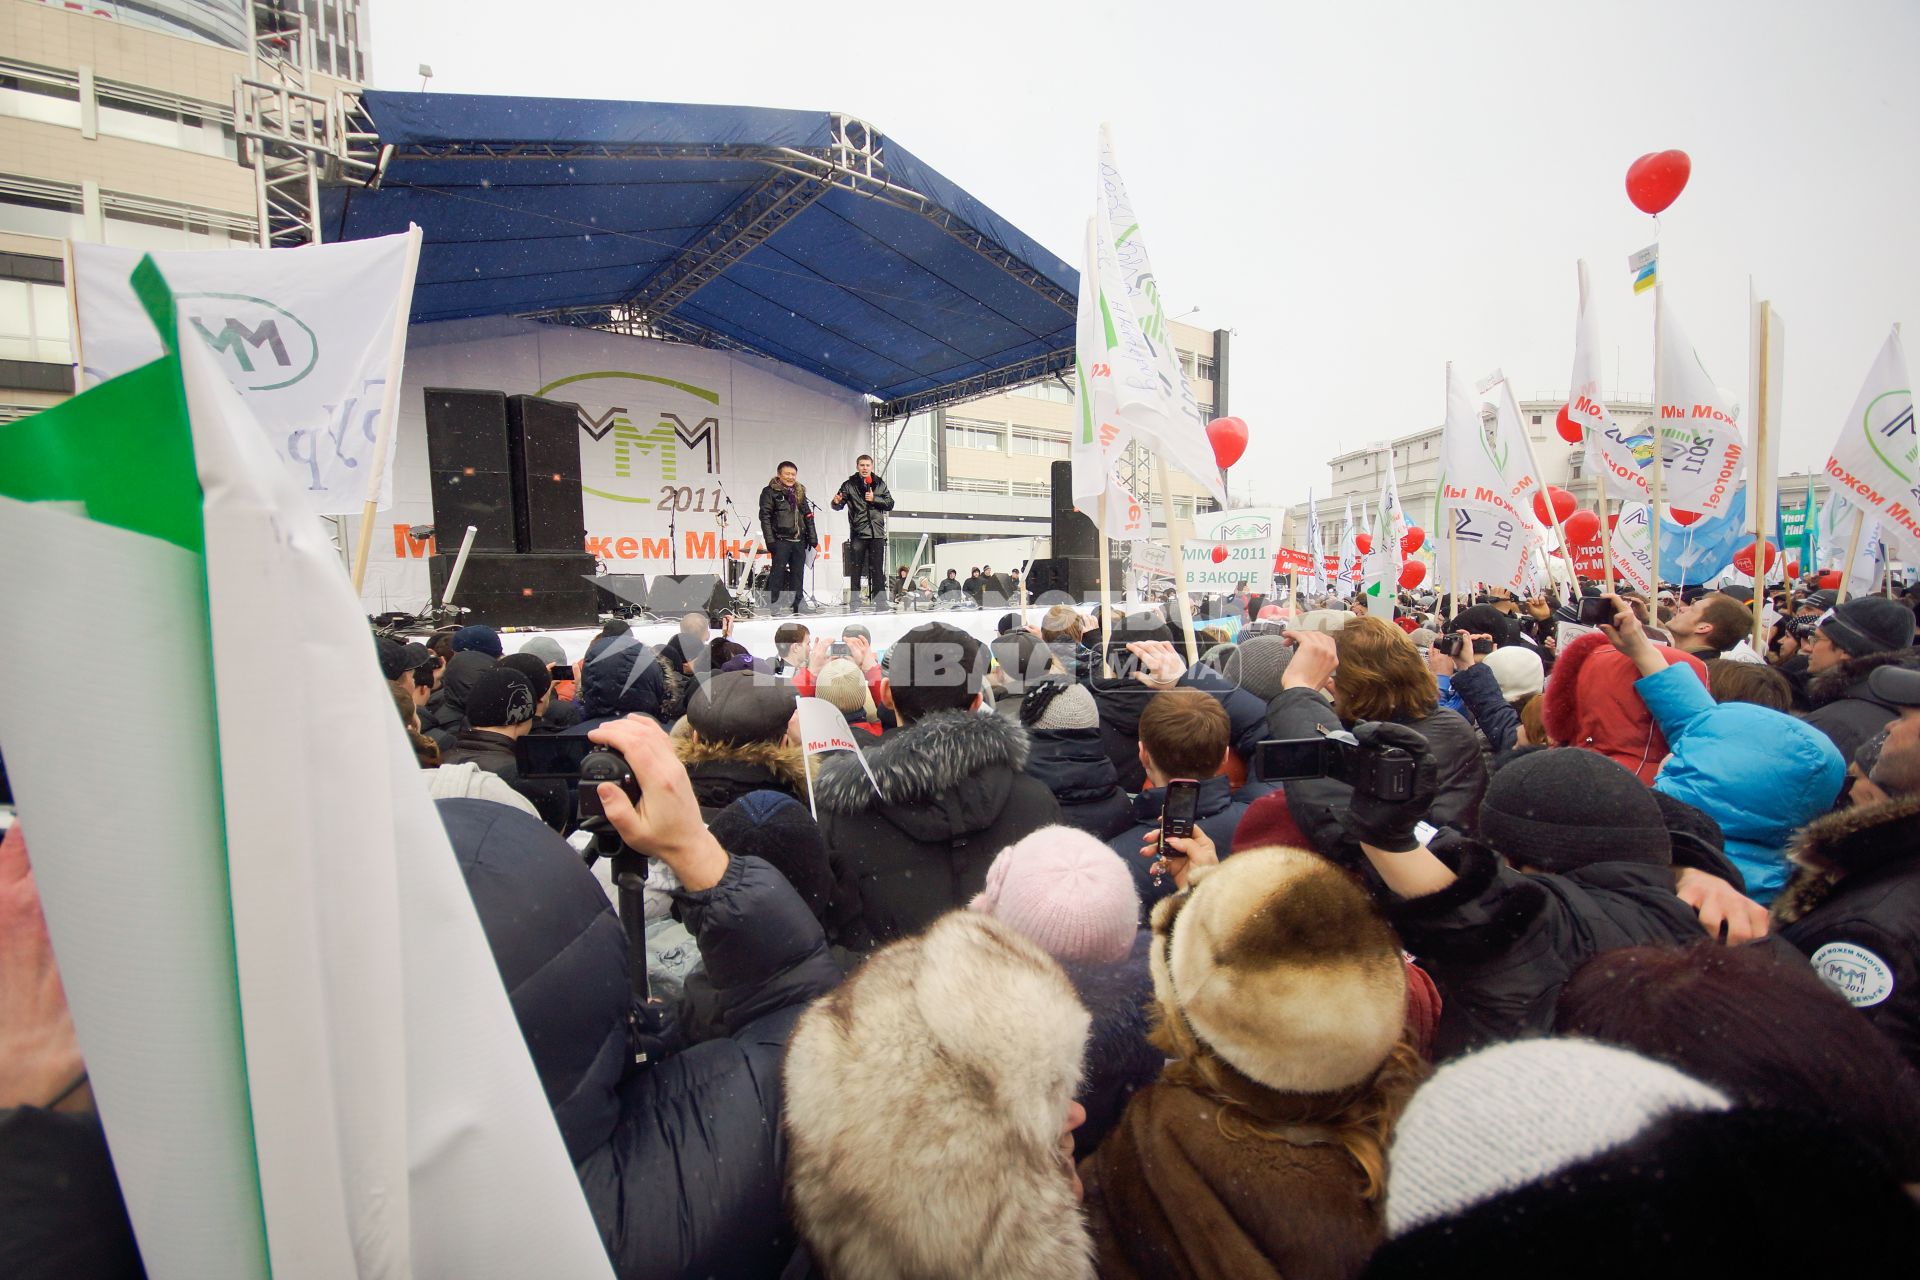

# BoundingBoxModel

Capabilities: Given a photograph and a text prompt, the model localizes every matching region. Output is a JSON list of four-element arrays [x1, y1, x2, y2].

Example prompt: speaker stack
[[424, 389, 597, 627], [1048, 460, 1125, 599]]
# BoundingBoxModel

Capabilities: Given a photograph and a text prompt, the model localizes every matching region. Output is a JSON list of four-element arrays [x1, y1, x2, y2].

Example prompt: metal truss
[[870, 346, 1075, 422]]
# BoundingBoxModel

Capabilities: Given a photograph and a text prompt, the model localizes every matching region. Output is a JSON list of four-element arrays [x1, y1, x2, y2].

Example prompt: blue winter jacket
[[1107, 774, 1251, 921], [1636, 663, 1845, 905]]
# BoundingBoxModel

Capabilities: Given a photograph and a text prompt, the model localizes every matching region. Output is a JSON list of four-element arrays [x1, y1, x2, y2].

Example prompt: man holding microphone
[[830, 453, 895, 612]]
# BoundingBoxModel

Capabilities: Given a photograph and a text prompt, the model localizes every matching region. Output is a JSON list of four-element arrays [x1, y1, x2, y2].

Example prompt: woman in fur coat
[[1079, 845, 1425, 1280]]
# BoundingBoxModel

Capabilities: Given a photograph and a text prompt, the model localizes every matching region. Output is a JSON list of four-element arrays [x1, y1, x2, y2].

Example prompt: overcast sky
[[369, 0, 1920, 510]]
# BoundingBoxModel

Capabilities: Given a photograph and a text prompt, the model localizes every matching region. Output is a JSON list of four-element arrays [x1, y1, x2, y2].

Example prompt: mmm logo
[[181, 292, 319, 391]]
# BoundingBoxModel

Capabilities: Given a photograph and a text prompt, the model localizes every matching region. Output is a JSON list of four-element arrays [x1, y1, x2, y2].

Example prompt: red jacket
[[1541, 631, 1708, 783]]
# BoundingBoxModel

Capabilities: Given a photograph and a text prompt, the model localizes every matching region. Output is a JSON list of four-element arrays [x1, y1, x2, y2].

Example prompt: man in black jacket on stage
[[758, 460, 817, 616], [829, 453, 894, 611]]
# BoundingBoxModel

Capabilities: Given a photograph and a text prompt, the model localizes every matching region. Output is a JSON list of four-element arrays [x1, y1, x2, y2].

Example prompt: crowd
[[7, 574, 1920, 1278]]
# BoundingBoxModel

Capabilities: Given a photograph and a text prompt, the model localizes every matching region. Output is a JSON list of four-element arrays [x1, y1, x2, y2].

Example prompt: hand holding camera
[[586, 716, 729, 891], [1330, 721, 1440, 853]]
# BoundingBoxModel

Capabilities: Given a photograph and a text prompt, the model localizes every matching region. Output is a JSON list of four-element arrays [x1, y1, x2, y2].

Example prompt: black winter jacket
[[1267, 687, 1489, 856], [1061, 929, 1160, 1161], [1023, 727, 1132, 839], [677, 737, 810, 817], [1106, 774, 1252, 921], [1776, 792, 1920, 1073], [831, 472, 894, 540], [421, 649, 495, 750], [440, 799, 841, 1280], [576, 634, 667, 726], [814, 710, 1061, 948], [1802, 651, 1916, 767], [1388, 833, 1706, 1058], [758, 479, 816, 546], [439, 728, 569, 831], [1088, 665, 1270, 793]]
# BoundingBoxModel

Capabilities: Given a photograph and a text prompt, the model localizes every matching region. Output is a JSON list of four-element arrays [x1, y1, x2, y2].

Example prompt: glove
[[1335, 720, 1439, 853]]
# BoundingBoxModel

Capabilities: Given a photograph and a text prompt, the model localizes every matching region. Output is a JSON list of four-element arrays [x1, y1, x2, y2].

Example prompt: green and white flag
[[1821, 327, 1917, 560], [1363, 449, 1407, 607], [1433, 367, 1547, 594], [0, 260, 612, 1280]]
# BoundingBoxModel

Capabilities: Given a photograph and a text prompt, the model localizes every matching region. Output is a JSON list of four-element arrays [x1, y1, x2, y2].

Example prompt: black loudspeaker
[[647, 573, 730, 620], [506, 394, 586, 554], [424, 388, 516, 552], [428, 552, 599, 628], [1050, 459, 1099, 560], [1026, 557, 1070, 597]]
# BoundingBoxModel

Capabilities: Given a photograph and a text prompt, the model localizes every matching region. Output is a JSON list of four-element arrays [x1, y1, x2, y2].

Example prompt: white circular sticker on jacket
[[1812, 943, 1895, 1008]]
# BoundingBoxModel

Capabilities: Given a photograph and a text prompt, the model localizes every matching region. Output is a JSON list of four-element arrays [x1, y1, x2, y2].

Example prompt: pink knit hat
[[969, 825, 1140, 965]]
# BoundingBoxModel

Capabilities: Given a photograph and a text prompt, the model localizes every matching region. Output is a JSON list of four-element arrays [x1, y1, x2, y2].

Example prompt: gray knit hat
[[1225, 635, 1294, 701], [1025, 681, 1098, 731], [516, 635, 567, 666], [1820, 597, 1915, 658], [1384, 1039, 1729, 1237]]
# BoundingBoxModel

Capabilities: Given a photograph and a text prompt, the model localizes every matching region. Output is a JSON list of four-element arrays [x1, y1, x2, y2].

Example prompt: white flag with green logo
[[1569, 259, 1655, 501], [1363, 449, 1407, 607], [0, 259, 612, 1280], [1821, 327, 1917, 560], [1654, 294, 1747, 518], [71, 228, 421, 516], [1433, 366, 1545, 593], [1071, 214, 1138, 502]]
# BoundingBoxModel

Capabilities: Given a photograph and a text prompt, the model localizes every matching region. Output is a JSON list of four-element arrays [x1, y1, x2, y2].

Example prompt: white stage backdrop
[[360, 318, 872, 611]]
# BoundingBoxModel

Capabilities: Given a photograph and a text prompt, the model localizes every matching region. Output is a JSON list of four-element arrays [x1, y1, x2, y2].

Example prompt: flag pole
[[1749, 299, 1775, 649], [1595, 484, 1614, 589], [1097, 490, 1114, 678], [1156, 454, 1202, 665], [1837, 509, 1866, 605], [1649, 282, 1665, 596]]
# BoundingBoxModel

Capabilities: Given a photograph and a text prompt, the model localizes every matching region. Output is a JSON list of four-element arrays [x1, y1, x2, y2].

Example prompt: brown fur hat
[[783, 911, 1095, 1279], [1151, 847, 1406, 1095]]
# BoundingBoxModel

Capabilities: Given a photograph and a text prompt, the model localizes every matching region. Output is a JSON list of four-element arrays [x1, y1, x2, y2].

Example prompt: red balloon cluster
[[1210, 544, 1229, 565], [1401, 526, 1425, 555], [1206, 417, 1248, 470], [1732, 540, 1778, 577], [1555, 404, 1583, 445], [1532, 486, 1577, 528], [1355, 532, 1374, 555], [1626, 150, 1692, 216]]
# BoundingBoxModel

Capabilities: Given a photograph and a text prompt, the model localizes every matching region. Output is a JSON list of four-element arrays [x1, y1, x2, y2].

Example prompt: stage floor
[[493, 604, 1036, 663]]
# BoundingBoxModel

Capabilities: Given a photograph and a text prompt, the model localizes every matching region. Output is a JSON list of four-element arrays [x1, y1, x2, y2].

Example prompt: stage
[[489, 603, 1037, 664]]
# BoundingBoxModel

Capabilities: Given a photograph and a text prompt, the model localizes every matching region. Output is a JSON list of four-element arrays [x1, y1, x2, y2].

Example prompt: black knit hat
[[1477, 748, 1671, 872], [707, 791, 833, 925], [376, 636, 413, 681], [466, 667, 537, 729], [1820, 597, 1915, 658], [1448, 604, 1519, 647], [498, 652, 554, 702]]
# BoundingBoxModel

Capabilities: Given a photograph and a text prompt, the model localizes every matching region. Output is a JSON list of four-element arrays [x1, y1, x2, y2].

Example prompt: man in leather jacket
[[829, 454, 894, 611]]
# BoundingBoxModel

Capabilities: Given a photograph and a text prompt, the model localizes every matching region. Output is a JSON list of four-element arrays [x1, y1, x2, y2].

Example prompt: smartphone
[[548, 663, 574, 684], [1160, 778, 1202, 840], [515, 734, 599, 778], [1577, 596, 1615, 626]]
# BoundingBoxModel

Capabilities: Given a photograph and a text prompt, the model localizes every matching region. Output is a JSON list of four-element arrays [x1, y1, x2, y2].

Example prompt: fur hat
[[784, 912, 1095, 1279], [516, 635, 567, 666], [687, 669, 797, 746], [1383, 1039, 1729, 1237], [1542, 631, 1709, 783], [971, 825, 1139, 964], [1821, 597, 1915, 658], [1150, 846, 1406, 1094], [1224, 635, 1294, 701], [1484, 645, 1544, 701], [1296, 609, 1352, 633]]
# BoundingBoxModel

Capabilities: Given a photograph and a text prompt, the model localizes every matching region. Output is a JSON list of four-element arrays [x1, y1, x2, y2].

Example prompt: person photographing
[[829, 453, 894, 612]]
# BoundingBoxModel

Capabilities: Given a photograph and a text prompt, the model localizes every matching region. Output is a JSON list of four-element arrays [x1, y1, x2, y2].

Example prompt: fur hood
[[1773, 791, 1920, 926], [784, 911, 1095, 1279], [814, 709, 1028, 813], [1806, 650, 1914, 711], [674, 735, 809, 789]]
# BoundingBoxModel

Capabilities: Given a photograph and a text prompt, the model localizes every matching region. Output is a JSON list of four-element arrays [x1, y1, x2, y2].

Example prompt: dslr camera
[[515, 736, 641, 823], [1258, 728, 1420, 802], [1433, 632, 1495, 659]]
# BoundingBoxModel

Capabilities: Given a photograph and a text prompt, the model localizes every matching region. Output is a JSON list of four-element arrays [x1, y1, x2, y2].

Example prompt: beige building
[[0, 0, 367, 419]]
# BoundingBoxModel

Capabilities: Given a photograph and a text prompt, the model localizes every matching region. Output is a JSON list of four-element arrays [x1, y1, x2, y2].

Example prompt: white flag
[[1569, 259, 1655, 500], [1095, 126, 1227, 506], [1821, 492, 1890, 594], [1364, 449, 1407, 605], [1433, 365, 1543, 593], [1654, 294, 1746, 518], [1610, 502, 1657, 595], [72, 229, 421, 516], [1070, 217, 1136, 502], [1305, 488, 1326, 594], [1821, 327, 1918, 559]]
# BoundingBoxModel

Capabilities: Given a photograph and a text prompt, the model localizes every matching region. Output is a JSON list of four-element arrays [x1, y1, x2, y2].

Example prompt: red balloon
[[1555, 404, 1583, 445], [1785, 558, 1801, 581], [1531, 486, 1577, 528], [1562, 509, 1601, 543], [1626, 150, 1692, 216], [1205, 416, 1249, 470], [1355, 532, 1374, 555], [1400, 526, 1425, 555], [1210, 544, 1229, 564], [1815, 569, 1842, 589], [1669, 508, 1703, 527], [1732, 540, 1778, 577], [1398, 560, 1427, 590]]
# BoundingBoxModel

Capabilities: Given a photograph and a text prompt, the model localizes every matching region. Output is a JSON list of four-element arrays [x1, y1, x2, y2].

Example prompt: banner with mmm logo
[[362, 319, 870, 612]]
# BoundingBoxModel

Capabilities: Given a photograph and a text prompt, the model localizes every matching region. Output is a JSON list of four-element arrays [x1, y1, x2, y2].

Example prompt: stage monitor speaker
[[506, 394, 586, 554], [1049, 459, 1100, 560], [424, 388, 517, 552], [428, 552, 599, 628], [585, 573, 650, 611], [647, 573, 730, 620]]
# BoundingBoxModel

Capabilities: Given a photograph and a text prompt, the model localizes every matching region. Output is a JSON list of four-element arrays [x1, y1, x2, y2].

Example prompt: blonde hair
[[1333, 616, 1439, 723]]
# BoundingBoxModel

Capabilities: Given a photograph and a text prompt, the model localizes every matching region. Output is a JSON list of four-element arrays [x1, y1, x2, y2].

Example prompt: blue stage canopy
[[324, 92, 1078, 417]]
